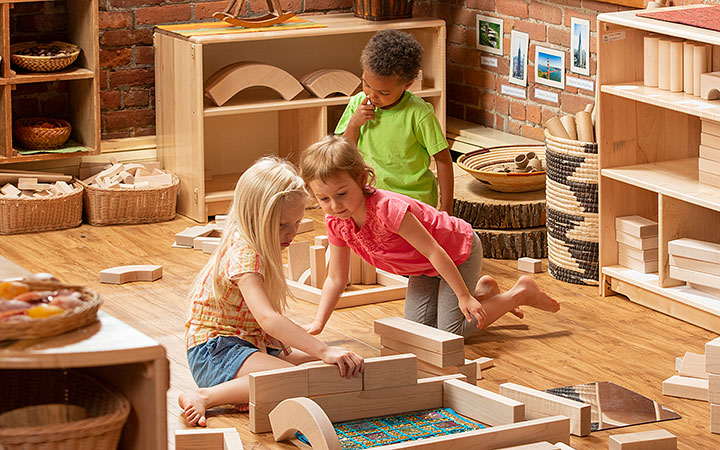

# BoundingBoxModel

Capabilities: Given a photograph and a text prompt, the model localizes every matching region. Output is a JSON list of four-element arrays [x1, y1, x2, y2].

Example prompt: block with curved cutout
[[269, 398, 340, 450], [701, 71, 720, 100], [204, 62, 305, 106], [300, 69, 361, 98]]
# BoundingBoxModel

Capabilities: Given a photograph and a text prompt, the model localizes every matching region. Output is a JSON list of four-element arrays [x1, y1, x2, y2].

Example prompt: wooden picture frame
[[535, 46, 565, 89], [509, 30, 529, 87], [476, 15, 503, 56], [571, 18, 591, 76]]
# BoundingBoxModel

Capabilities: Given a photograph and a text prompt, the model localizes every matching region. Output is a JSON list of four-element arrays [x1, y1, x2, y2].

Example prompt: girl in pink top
[[299, 135, 559, 337]]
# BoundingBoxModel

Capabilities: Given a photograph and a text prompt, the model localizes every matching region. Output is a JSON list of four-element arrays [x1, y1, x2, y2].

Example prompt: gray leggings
[[404, 233, 483, 338]]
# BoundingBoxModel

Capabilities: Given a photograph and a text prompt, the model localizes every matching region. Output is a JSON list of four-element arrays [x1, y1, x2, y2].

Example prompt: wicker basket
[[0, 280, 102, 341], [78, 175, 179, 226], [10, 41, 81, 72], [0, 369, 130, 450], [544, 129, 599, 285], [0, 183, 83, 235], [13, 118, 72, 150]]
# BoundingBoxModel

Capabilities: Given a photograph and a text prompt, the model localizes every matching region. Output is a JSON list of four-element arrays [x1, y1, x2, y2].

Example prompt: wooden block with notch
[[374, 316, 464, 354], [499, 382, 591, 436], [700, 71, 720, 100], [518, 257, 542, 273], [608, 429, 676, 449], [662, 375, 708, 401], [615, 215, 658, 238]]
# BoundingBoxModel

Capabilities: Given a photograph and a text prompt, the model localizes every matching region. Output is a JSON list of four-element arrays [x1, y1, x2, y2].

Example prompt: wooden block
[[615, 215, 658, 238], [134, 173, 173, 187], [0, 169, 72, 184], [700, 71, 720, 100], [699, 169, 720, 188], [414, 356, 478, 385], [1, 183, 20, 198], [678, 352, 707, 379], [608, 429, 677, 450], [444, 378, 524, 426], [712, 403, 720, 434], [618, 243, 658, 262], [310, 245, 327, 288], [17, 177, 38, 190], [203, 240, 221, 254], [670, 255, 720, 277], [314, 235, 329, 248], [193, 236, 221, 250], [374, 316, 464, 354], [307, 362, 362, 396], [476, 357, 494, 370], [618, 253, 658, 273], [703, 119, 720, 137], [669, 238, 720, 264], [297, 218, 313, 234], [362, 354, 418, 390], [268, 397, 339, 450], [381, 336, 465, 368], [499, 383, 590, 436], [222, 430, 244, 450], [707, 337, 720, 374], [554, 443, 576, 450], [175, 224, 218, 247], [95, 163, 124, 180], [99, 265, 162, 284], [496, 443, 559, 450], [175, 428, 227, 450], [709, 373, 720, 403], [409, 69, 423, 92], [699, 156, 720, 175], [616, 230, 659, 250], [704, 132, 720, 150], [204, 62, 304, 106], [676, 356, 684, 371], [300, 68, 361, 98], [361, 260, 377, 285], [662, 375, 708, 401], [248, 366, 309, 404], [54, 181, 74, 195], [518, 257, 542, 273], [288, 241, 310, 282], [670, 265, 720, 290], [348, 250, 362, 284], [700, 144, 720, 163]]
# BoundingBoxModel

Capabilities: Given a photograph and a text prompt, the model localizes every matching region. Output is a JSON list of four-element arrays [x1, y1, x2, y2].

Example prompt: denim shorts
[[187, 336, 281, 388]]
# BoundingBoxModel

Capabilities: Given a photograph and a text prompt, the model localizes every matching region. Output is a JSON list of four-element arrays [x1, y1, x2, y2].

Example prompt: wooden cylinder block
[[684, 41, 694, 94], [669, 40, 683, 92], [658, 38, 672, 90], [644, 35, 659, 87], [560, 115, 578, 140], [544, 116, 570, 140], [694, 44, 708, 97], [575, 111, 594, 143]]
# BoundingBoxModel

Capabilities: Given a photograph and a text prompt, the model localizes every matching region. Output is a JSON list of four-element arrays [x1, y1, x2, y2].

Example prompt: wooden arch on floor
[[268, 398, 340, 450], [212, 0, 295, 28], [204, 62, 305, 106], [300, 69, 361, 98]]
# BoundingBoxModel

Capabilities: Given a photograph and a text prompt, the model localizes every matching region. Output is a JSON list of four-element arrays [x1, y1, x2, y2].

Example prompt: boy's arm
[[433, 148, 454, 214], [304, 243, 351, 335], [341, 97, 375, 145]]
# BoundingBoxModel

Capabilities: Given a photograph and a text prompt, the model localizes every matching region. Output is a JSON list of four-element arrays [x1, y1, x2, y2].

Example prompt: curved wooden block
[[701, 72, 720, 100], [100, 265, 163, 284], [213, 11, 296, 28], [204, 62, 304, 106], [269, 397, 340, 450], [301, 69, 361, 98]]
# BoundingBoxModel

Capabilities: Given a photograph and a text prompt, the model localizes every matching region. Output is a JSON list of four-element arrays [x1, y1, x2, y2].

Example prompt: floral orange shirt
[[185, 237, 288, 354]]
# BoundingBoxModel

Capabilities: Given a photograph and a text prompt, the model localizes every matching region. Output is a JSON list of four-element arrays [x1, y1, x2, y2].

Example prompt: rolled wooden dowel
[[544, 116, 571, 139], [658, 38, 672, 90], [684, 40, 694, 94], [694, 43, 708, 96], [644, 35, 659, 87], [669, 40, 683, 92], [575, 111, 594, 143], [560, 115, 578, 140]]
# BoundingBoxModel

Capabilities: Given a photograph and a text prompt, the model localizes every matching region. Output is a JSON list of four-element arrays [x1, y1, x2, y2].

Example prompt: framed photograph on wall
[[476, 15, 503, 56], [534, 46, 565, 89], [509, 30, 529, 86], [571, 17, 591, 76]]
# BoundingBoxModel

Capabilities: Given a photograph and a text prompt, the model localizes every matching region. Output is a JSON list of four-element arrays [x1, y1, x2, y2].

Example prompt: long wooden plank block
[[707, 337, 720, 374], [374, 316, 464, 354], [307, 363, 362, 396], [379, 347, 477, 383], [670, 265, 720, 290], [248, 366, 308, 404], [668, 238, 720, 264], [670, 254, 720, 277], [381, 336, 464, 368], [615, 215, 658, 238], [661, 375, 708, 401], [608, 429, 676, 449], [362, 354, 418, 390], [499, 382, 591, 436], [444, 378, 524, 426]]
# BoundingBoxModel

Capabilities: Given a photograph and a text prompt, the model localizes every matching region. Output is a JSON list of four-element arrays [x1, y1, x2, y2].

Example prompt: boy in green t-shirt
[[334, 29, 453, 214]]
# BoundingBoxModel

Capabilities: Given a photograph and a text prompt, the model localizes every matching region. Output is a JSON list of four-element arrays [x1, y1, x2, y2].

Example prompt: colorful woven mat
[[16, 140, 89, 155], [637, 6, 720, 33], [297, 407, 485, 449], [156, 16, 326, 37]]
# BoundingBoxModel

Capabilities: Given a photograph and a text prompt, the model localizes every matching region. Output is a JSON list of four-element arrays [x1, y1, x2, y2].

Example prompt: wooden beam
[[248, 365, 308, 404], [608, 429, 677, 449], [381, 336, 464, 368], [443, 378, 524, 426], [662, 375, 708, 401]]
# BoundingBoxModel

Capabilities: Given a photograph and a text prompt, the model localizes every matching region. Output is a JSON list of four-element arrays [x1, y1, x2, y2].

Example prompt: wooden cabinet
[[154, 15, 446, 222], [0, 0, 100, 164], [597, 7, 720, 333]]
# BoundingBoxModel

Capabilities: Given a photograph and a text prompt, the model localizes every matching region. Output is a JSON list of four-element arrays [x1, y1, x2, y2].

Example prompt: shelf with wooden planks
[[598, 6, 720, 332]]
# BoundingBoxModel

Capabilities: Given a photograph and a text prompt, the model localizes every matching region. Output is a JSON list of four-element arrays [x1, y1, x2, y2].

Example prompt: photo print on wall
[[571, 17, 590, 76], [535, 46, 565, 89], [476, 14, 503, 56], [509, 30, 529, 87]]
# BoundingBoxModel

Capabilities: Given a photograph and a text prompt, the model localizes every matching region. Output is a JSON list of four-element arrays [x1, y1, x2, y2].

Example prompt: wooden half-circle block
[[269, 397, 340, 450], [204, 62, 304, 106], [300, 69, 361, 98], [701, 72, 720, 100], [100, 265, 163, 284]]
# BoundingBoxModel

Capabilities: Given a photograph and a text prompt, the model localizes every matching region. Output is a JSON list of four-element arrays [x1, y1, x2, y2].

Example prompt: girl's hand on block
[[302, 320, 324, 335], [322, 347, 364, 378], [459, 296, 487, 329]]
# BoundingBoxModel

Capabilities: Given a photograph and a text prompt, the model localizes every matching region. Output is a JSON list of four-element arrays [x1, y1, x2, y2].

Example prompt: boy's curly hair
[[360, 29, 423, 84]]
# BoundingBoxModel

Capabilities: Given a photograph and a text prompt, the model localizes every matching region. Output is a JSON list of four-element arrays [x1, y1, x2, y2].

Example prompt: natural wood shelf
[[1, 67, 95, 85], [0, 148, 93, 163], [602, 158, 720, 213], [601, 82, 720, 122]]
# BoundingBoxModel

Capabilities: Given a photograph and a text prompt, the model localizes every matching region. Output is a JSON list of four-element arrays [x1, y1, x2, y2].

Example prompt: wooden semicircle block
[[301, 69, 361, 98], [204, 62, 305, 106], [269, 397, 340, 450]]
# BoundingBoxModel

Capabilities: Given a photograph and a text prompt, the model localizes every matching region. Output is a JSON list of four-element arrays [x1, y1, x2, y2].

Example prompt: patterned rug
[[155, 16, 326, 38], [637, 6, 720, 33], [296, 408, 485, 449]]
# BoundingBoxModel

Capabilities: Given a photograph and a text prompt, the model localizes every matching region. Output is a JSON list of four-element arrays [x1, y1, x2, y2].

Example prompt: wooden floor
[[1, 207, 717, 450]]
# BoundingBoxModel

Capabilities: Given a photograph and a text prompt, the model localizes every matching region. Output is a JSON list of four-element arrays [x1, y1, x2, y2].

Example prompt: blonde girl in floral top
[[179, 156, 364, 427]]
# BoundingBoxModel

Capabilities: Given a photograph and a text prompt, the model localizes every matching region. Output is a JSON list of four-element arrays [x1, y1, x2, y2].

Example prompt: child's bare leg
[[474, 276, 559, 329], [179, 352, 294, 426], [280, 348, 319, 365], [474, 275, 524, 319]]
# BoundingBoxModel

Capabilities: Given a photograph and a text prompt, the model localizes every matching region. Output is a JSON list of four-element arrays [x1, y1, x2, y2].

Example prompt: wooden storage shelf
[[155, 14, 446, 222], [598, 6, 720, 333], [5, 67, 96, 84]]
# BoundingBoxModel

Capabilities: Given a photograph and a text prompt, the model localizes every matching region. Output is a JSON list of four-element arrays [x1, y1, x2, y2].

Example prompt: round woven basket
[[0, 369, 130, 450], [13, 118, 72, 150], [544, 129, 599, 285], [457, 145, 547, 193], [0, 280, 102, 341], [0, 183, 83, 235], [10, 41, 80, 72]]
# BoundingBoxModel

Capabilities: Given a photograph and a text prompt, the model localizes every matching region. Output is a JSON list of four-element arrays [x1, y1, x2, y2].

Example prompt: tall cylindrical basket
[[544, 129, 599, 285]]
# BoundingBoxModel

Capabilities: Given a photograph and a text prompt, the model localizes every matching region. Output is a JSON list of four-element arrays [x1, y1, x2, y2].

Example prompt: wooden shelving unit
[[0, 0, 100, 164], [154, 14, 446, 222], [598, 6, 720, 333]]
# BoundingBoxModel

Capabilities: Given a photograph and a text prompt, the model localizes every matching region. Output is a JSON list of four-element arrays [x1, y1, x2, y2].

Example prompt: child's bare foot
[[512, 276, 560, 313], [233, 403, 249, 413], [474, 275, 524, 319], [179, 391, 209, 427]]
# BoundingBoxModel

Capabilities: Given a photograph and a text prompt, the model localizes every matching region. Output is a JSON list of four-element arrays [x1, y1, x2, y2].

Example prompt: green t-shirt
[[335, 91, 448, 207]]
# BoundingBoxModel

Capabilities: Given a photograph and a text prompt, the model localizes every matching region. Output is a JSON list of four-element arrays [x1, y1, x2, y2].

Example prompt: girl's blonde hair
[[189, 156, 307, 314], [299, 135, 375, 195]]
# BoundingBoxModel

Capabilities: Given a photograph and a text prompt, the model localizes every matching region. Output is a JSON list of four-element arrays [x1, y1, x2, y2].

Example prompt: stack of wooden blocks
[[82, 162, 174, 189], [708, 338, 720, 434], [0, 170, 75, 199], [668, 238, 720, 297], [615, 215, 658, 273], [700, 120, 720, 188]]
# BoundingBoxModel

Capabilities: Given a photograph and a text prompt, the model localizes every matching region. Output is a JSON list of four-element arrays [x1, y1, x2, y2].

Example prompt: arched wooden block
[[301, 69, 361, 98], [204, 62, 305, 106], [701, 72, 720, 100], [269, 397, 340, 450], [100, 265, 163, 284]]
